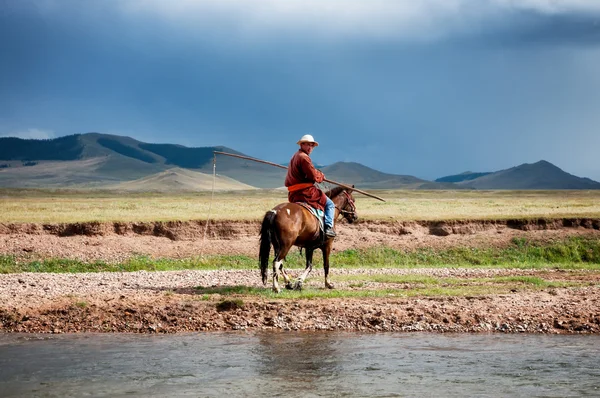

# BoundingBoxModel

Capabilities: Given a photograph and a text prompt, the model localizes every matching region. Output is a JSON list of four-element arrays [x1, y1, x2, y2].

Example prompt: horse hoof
[[294, 281, 303, 291], [325, 282, 335, 290], [273, 286, 281, 293], [285, 282, 294, 290]]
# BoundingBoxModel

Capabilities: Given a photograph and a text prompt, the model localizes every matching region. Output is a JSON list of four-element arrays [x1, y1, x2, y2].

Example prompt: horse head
[[327, 185, 358, 224]]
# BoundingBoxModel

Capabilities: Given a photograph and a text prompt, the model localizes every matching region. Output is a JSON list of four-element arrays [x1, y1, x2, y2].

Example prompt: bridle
[[335, 191, 357, 219]]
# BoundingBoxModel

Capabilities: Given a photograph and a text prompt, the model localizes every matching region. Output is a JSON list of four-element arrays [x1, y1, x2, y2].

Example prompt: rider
[[285, 134, 337, 238]]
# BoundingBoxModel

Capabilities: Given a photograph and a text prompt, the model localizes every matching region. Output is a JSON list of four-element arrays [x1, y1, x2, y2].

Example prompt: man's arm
[[299, 153, 325, 183]]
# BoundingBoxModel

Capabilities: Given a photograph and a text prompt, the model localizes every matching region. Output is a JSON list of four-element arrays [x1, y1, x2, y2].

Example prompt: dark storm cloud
[[1, 1, 599, 181], [471, 11, 600, 48]]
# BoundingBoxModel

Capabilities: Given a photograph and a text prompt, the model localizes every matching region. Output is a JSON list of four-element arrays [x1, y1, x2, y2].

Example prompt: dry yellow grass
[[1, 189, 600, 223], [357, 190, 600, 221]]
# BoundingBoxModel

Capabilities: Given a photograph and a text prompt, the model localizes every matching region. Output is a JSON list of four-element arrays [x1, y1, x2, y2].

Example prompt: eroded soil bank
[[1, 217, 599, 239], [1, 218, 599, 334], [1, 218, 599, 262]]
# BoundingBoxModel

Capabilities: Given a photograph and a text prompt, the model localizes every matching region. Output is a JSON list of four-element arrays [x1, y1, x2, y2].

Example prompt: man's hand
[[315, 171, 325, 183]]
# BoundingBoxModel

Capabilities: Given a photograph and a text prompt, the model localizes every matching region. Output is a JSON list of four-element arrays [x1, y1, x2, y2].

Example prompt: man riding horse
[[285, 134, 337, 238], [259, 134, 361, 291]]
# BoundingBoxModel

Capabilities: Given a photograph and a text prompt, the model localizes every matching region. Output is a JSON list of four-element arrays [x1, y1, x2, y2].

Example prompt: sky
[[1, 0, 600, 181]]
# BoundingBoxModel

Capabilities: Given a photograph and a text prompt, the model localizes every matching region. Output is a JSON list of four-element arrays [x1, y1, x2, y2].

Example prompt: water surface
[[0, 332, 598, 397]]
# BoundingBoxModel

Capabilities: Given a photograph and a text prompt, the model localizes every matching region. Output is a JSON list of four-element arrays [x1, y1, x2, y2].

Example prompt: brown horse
[[259, 186, 358, 292]]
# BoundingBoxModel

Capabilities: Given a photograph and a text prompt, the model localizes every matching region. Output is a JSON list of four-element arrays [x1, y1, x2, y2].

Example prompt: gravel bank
[[1, 268, 599, 334]]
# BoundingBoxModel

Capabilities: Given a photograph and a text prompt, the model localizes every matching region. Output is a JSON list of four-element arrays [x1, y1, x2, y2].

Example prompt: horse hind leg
[[294, 248, 314, 291], [276, 257, 293, 290], [272, 258, 283, 293], [272, 245, 293, 293], [272, 259, 293, 292]]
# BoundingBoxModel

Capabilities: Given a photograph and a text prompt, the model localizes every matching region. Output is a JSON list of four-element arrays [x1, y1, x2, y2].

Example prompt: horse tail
[[259, 210, 277, 285]]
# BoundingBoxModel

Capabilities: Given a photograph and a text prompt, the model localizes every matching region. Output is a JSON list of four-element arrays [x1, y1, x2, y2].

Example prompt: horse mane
[[325, 186, 346, 199]]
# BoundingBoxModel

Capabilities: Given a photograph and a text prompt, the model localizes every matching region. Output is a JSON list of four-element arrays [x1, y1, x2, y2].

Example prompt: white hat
[[297, 134, 319, 146]]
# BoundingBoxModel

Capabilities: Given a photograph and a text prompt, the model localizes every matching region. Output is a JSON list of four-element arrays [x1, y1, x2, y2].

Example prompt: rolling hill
[[0, 133, 429, 189], [443, 160, 600, 190], [321, 162, 454, 189], [1, 133, 598, 190], [0, 133, 285, 188], [107, 168, 256, 192]]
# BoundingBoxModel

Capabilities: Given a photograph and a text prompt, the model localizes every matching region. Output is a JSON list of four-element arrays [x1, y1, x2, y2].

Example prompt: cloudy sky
[[1, 1, 600, 181]]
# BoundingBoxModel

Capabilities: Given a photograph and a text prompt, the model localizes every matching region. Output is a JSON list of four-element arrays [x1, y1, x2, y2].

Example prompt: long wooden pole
[[213, 150, 386, 202]]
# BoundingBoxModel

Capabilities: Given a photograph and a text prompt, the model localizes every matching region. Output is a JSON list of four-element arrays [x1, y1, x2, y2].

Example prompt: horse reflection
[[254, 332, 341, 383]]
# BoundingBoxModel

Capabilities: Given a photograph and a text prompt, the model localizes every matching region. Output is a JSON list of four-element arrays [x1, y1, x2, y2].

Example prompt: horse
[[259, 186, 358, 292]]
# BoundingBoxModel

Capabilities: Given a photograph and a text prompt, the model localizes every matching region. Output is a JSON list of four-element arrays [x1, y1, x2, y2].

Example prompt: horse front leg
[[323, 243, 335, 289], [294, 248, 314, 291]]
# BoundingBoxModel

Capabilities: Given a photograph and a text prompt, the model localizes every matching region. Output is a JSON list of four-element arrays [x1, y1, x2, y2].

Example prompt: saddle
[[296, 202, 324, 240]]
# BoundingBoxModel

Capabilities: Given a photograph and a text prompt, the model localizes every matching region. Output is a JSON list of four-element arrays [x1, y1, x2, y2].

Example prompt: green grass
[[333, 274, 441, 285], [0, 254, 257, 274], [331, 274, 576, 289], [196, 285, 402, 299], [331, 237, 600, 269], [216, 299, 245, 311], [1, 236, 599, 274], [487, 275, 550, 286], [193, 276, 582, 300]]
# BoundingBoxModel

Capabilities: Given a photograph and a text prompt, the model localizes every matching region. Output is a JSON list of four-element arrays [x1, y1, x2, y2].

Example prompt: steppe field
[[1, 189, 599, 334]]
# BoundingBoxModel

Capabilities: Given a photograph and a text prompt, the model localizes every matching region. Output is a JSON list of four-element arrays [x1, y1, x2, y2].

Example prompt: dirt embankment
[[2, 217, 599, 240], [1, 218, 599, 334], [1, 217, 599, 263]]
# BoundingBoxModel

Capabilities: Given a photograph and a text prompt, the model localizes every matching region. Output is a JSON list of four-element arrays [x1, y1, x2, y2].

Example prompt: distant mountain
[[453, 160, 600, 190], [0, 133, 443, 189], [0, 133, 285, 188], [321, 162, 451, 189], [436, 171, 492, 183], [1, 134, 598, 190]]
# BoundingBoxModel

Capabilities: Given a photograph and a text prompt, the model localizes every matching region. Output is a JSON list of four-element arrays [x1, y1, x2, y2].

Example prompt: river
[[1, 332, 598, 397]]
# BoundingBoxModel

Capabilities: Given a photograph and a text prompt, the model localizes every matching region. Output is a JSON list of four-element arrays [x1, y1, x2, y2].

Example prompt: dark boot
[[325, 226, 337, 238]]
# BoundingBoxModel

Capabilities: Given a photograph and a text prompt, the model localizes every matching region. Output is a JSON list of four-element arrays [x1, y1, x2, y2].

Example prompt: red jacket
[[285, 149, 327, 210]]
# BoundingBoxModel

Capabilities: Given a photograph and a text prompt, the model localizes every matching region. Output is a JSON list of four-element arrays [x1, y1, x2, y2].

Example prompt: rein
[[335, 191, 356, 217]]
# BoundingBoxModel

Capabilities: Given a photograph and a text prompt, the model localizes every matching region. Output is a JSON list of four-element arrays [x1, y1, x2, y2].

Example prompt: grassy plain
[[1, 188, 600, 223]]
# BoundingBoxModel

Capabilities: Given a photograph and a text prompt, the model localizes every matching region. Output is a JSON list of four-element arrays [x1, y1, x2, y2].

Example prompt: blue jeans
[[324, 196, 335, 229]]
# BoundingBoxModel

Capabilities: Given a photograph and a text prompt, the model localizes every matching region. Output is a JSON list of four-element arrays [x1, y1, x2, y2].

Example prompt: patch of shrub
[[216, 299, 244, 312]]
